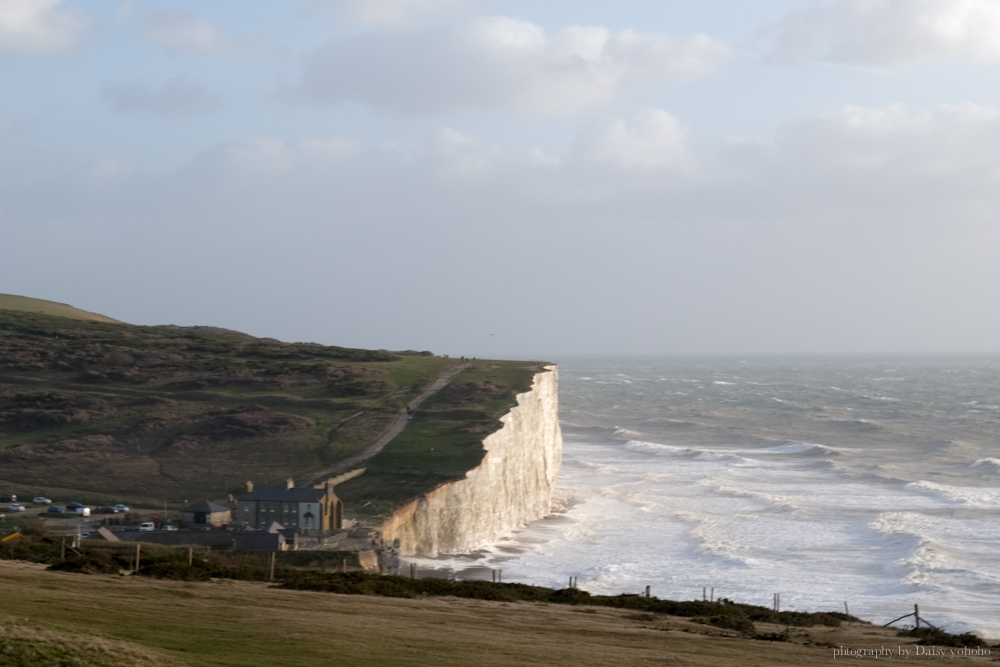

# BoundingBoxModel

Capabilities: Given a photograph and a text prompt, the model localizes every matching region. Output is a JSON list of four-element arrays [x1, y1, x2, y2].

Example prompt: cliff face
[[379, 365, 562, 556]]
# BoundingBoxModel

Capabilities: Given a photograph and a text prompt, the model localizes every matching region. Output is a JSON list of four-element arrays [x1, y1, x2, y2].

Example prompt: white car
[[138, 522, 155, 531], [163, 524, 178, 532], [112, 504, 130, 512], [8, 503, 26, 512], [33, 497, 52, 504]]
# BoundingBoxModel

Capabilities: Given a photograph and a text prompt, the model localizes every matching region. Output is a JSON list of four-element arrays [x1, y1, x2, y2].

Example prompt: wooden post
[[711, 587, 714, 602], [914, 604, 920, 629], [188, 547, 193, 567], [645, 585, 650, 599], [135, 544, 141, 572], [703, 587, 707, 601], [269, 552, 276, 581], [60, 537, 66, 560]]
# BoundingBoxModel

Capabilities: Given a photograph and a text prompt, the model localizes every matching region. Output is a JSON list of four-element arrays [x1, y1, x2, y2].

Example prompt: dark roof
[[238, 486, 326, 503], [183, 501, 232, 514]]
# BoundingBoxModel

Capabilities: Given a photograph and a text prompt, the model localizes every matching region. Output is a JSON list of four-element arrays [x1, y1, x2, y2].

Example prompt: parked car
[[112, 504, 130, 512], [65, 502, 84, 511], [46, 506, 64, 514], [0, 494, 16, 503], [8, 503, 26, 512], [138, 522, 155, 531], [74, 507, 91, 517], [32, 497, 51, 504], [163, 524, 178, 532], [97, 506, 119, 514]]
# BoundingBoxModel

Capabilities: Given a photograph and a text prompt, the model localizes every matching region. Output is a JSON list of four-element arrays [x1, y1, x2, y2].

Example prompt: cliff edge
[[378, 365, 562, 556]]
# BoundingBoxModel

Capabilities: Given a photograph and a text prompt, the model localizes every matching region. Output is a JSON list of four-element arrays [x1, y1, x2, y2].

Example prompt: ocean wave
[[623, 440, 750, 464], [970, 458, 1000, 472], [697, 476, 798, 510], [869, 513, 951, 590], [824, 419, 883, 433], [757, 441, 841, 456], [713, 381, 736, 385], [672, 511, 749, 566], [906, 481, 1000, 506]]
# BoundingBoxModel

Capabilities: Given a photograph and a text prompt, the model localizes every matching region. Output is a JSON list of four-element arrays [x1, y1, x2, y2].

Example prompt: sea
[[413, 356, 1000, 638]]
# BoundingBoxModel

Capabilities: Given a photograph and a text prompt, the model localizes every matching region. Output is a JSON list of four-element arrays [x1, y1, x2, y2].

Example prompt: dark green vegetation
[[0, 301, 543, 514]]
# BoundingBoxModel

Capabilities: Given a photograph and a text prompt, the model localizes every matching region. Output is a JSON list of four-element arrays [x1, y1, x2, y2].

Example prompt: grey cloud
[[759, 0, 1000, 66], [100, 76, 222, 117], [293, 17, 728, 114], [138, 10, 229, 54]]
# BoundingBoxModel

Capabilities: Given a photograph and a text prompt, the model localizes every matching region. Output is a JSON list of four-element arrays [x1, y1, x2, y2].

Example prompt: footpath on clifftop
[[304, 361, 472, 484]]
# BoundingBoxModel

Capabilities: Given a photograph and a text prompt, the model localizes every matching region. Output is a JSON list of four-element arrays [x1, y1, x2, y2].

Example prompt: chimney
[[287, 477, 295, 490], [246, 481, 254, 493]]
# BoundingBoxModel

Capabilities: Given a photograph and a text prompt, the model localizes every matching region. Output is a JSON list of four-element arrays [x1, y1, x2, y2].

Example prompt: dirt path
[[303, 361, 471, 484]]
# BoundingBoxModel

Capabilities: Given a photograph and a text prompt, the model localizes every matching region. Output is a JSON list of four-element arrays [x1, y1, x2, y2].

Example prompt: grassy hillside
[[0, 304, 542, 513], [2, 562, 980, 667], [0, 293, 121, 323]]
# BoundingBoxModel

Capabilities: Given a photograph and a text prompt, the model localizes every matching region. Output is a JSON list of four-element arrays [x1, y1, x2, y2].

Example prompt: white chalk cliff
[[379, 365, 562, 556]]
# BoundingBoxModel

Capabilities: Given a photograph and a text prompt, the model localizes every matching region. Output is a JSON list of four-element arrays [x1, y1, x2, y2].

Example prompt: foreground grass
[[5, 561, 993, 667]]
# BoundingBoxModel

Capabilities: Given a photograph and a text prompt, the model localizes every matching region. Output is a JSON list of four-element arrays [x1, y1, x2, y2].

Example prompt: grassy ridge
[[0, 293, 121, 323], [0, 305, 544, 522]]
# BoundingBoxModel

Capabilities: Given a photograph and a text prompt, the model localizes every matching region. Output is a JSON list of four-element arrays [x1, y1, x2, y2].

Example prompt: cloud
[[8, 103, 1000, 353], [574, 109, 692, 170], [100, 76, 222, 117], [760, 0, 1000, 66], [0, 0, 87, 53], [325, 0, 468, 25], [137, 10, 229, 54], [294, 17, 729, 114]]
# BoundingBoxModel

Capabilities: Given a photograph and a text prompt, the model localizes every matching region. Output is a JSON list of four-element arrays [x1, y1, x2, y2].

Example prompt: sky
[[3, 0, 1000, 358]]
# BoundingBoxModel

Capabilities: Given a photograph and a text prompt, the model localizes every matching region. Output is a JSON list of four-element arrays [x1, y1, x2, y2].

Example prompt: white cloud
[[760, 0, 1000, 66], [100, 76, 222, 117], [138, 10, 229, 54], [0, 0, 87, 53], [574, 109, 692, 170], [325, 0, 467, 25], [294, 17, 729, 114]]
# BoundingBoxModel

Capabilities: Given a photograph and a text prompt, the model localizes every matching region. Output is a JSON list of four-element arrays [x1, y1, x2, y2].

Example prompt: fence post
[[645, 585, 650, 599], [135, 543, 141, 572], [914, 604, 920, 629], [269, 552, 276, 581], [188, 547, 193, 567]]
